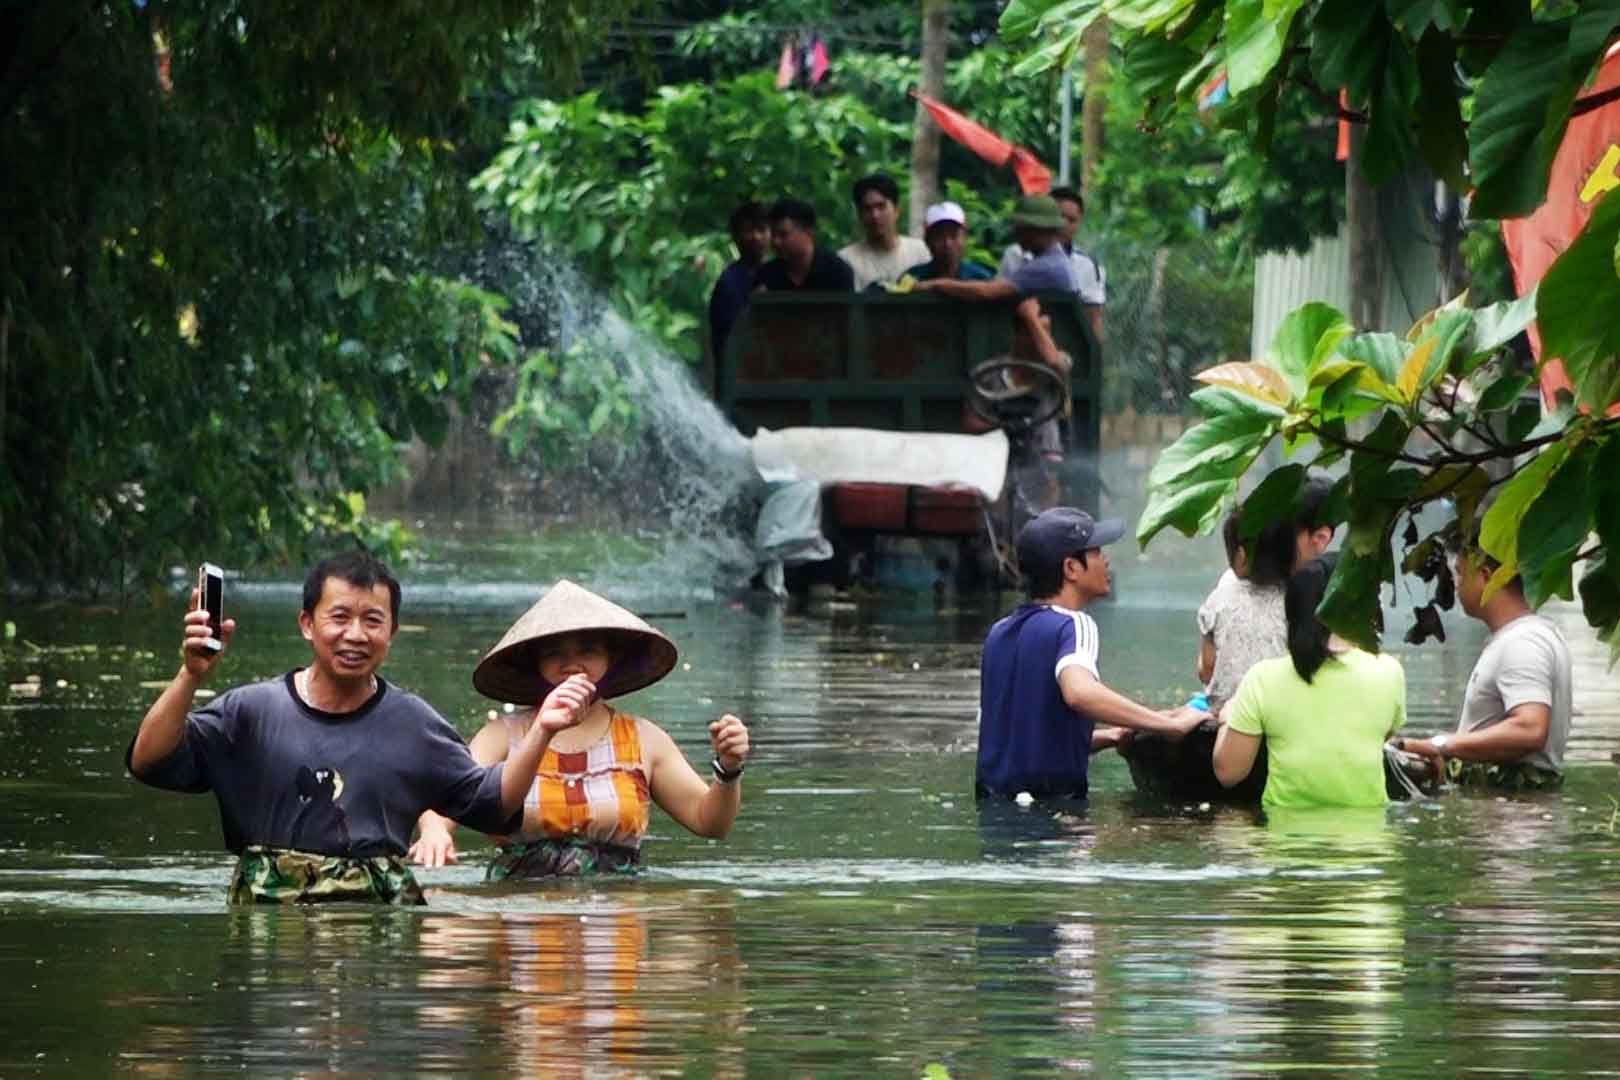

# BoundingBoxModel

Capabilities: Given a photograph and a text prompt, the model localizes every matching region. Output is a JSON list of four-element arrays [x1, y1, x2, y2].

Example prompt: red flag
[[1500, 45, 1620, 412], [1336, 88, 1351, 162], [915, 93, 1052, 194]]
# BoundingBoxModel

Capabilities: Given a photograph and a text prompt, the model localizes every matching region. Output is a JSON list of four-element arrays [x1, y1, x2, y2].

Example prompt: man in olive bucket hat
[[912, 194, 1079, 509], [412, 579, 751, 880], [128, 551, 592, 905]]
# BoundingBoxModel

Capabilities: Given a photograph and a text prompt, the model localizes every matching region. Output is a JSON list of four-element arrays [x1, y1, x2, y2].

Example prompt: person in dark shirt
[[753, 198, 855, 292], [127, 550, 591, 905], [903, 201, 996, 282], [708, 200, 771, 360]]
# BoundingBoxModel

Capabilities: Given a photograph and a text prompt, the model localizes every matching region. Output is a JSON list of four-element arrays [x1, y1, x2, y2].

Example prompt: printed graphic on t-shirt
[[292, 766, 351, 853]]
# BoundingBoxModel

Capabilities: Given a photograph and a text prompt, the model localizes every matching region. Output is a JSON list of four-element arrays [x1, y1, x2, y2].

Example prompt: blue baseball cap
[[1016, 507, 1125, 577]]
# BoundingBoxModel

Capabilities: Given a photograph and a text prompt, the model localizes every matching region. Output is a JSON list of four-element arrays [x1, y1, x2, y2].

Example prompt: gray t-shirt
[[127, 673, 519, 857], [1457, 614, 1573, 773], [1004, 245, 1078, 296], [999, 244, 1104, 303], [1197, 573, 1287, 714]]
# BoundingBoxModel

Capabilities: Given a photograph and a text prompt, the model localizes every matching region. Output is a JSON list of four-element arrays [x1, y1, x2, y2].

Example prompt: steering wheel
[[965, 358, 1068, 434]]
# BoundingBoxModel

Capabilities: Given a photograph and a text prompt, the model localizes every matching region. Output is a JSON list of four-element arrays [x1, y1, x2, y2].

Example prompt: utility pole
[[910, 0, 948, 236]]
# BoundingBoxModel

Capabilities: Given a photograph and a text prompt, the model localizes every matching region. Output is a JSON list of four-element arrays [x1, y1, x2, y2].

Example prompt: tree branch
[[1571, 84, 1620, 120]]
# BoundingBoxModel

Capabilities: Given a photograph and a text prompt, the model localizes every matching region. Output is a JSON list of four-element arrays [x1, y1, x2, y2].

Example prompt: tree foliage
[[1, 2, 641, 594], [1012, 1, 1620, 657]]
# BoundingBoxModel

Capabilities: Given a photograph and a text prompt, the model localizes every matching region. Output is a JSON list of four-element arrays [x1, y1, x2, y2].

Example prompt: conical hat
[[472, 579, 678, 705]]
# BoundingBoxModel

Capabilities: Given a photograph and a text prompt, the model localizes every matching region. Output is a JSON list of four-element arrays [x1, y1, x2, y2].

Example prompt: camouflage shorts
[[229, 845, 426, 906], [485, 838, 642, 882], [1445, 759, 1565, 793]]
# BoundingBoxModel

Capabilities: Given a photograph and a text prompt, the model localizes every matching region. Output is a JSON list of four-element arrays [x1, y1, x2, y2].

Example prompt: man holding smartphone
[[127, 550, 590, 904]]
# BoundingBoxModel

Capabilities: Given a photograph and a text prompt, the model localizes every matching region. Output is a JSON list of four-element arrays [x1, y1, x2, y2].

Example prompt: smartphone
[[197, 562, 225, 653]]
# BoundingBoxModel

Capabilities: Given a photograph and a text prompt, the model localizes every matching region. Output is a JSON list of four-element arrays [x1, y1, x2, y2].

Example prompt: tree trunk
[[1346, 125, 1384, 331], [1147, 246, 1170, 407], [909, 0, 948, 236], [1080, 16, 1109, 203]]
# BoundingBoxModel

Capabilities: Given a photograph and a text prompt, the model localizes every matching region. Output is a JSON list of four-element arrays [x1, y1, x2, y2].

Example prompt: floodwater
[[3, 520, 1618, 1076]]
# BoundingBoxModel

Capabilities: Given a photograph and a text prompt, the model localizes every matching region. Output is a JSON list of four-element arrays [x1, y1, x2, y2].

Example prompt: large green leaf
[[1239, 463, 1306, 540], [1269, 302, 1353, 396], [1468, 291, 1538, 360], [1594, 434, 1620, 560], [1338, 331, 1408, 396], [999, 0, 1101, 41], [1310, 0, 1392, 102], [1147, 408, 1280, 488], [1517, 439, 1595, 605], [1578, 554, 1620, 633], [1138, 477, 1248, 544], [1413, 28, 1467, 189], [1319, 543, 1388, 651], [1478, 439, 1574, 598], [1538, 191, 1620, 409], [1467, 18, 1580, 218], [1386, 0, 1466, 36], [1110, 0, 1202, 33], [1361, 40, 1421, 186], [1224, 0, 1306, 96]]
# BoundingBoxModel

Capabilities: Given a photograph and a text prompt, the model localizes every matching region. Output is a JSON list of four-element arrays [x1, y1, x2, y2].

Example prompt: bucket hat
[[472, 579, 678, 705], [1010, 194, 1065, 230]]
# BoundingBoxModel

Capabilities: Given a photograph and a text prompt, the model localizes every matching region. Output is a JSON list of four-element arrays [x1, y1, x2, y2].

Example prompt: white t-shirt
[[999, 243, 1106, 305], [839, 236, 930, 290], [1457, 613, 1573, 773]]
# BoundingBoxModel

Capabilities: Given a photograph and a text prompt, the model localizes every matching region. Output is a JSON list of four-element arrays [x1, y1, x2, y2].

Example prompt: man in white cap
[[904, 201, 996, 282]]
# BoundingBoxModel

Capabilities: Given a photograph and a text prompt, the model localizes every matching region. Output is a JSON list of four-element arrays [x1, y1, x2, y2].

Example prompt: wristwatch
[[712, 756, 746, 783], [1430, 734, 1451, 757]]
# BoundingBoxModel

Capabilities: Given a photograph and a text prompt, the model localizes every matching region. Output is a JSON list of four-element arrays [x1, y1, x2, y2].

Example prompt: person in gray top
[[1400, 538, 1573, 790], [127, 551, 593, 903]]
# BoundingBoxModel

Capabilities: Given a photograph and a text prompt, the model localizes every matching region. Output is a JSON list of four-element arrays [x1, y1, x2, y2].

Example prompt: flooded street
[[3, 521, 1618, 1076]]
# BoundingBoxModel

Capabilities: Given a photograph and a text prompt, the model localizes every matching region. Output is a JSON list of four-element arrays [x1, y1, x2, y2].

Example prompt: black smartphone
[[198, 562, 225, 653]]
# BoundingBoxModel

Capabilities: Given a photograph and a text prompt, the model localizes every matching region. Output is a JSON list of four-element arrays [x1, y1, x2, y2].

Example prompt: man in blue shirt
[[976, 508, 1206, 801]]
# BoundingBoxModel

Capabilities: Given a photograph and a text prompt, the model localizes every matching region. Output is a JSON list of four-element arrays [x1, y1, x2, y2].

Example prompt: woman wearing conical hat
[[411, 580, 751, 879]]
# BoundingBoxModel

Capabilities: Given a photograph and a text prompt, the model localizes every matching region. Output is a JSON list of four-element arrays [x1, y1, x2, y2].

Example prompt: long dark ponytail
[[1286, 553, 1339, 683]]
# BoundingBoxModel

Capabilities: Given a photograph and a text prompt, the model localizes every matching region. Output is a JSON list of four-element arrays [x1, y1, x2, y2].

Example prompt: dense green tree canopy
[[1, 2, 641, 594], [1003, 0, 1620, 657]]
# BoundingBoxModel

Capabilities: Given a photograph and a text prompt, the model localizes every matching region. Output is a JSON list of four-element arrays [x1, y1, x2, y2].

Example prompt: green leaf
[[1139, 478, 1245, 544], [1339, 332, 1408, 394], [1413, 28, 1467, 188], [1349, 412, 1411, 491], [1518, 439, 1595, 605], [1311, 0, 1392, 102], [1224, 0, 1306, 97], [1467, 19, 1582, 218], [1240, 463, 1306, 539], [1361, 42, 1420, 186], [1319, 543, 1388, 651], [1538, 190, 1620, 409], [1269, 302, 1353, 396], [1111, 0, 1201, 33], [1478, 440, 1573, 599], [1468, 291, 1538, 359], [1594, 434, 1620, 560], [1147, 409, 1279, 488], [1578, 554, 1620, 633], [1475, 368, 1534, 414]]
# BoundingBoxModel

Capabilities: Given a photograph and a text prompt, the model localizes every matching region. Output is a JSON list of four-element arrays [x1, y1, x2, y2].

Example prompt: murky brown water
[[2, 520, 1618, 1075]]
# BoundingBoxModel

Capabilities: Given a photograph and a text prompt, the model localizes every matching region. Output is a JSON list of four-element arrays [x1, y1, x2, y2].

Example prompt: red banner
[[915, 93, 1052, 195], [1500, 46, 1620, 408]]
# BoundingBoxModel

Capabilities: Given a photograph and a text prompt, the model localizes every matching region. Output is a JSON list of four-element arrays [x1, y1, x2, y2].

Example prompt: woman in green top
[[1213, 554, 1407, 809]]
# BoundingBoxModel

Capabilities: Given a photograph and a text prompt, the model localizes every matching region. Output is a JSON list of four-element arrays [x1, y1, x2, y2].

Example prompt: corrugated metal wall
[[1251, 178, 1446, 359]]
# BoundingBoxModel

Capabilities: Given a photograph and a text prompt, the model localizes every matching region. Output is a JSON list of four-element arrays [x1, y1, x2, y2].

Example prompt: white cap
[[924, 201, 966, 229]]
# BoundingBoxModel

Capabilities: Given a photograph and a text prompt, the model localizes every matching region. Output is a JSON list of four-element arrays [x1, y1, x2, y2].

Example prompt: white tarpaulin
[[748, 427, 1009, 501]]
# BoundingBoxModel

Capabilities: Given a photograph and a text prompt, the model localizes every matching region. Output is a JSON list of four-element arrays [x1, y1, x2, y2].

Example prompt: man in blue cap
[[976, 507, 1207, 802]]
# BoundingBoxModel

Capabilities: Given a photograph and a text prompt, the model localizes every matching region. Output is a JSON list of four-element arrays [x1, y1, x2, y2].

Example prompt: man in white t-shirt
[[838, 172, 930, 290], [1400, 541, 1574, 790]]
